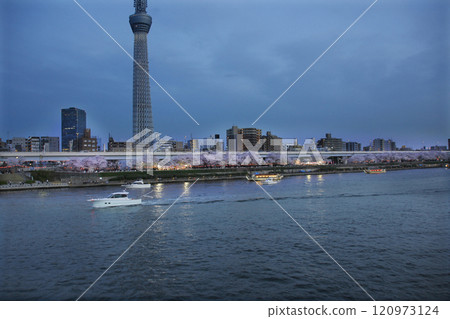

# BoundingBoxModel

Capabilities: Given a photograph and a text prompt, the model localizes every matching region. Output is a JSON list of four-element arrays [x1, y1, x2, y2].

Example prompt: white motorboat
[[122, 179, 151, 189], [88, 191, 142, 208]]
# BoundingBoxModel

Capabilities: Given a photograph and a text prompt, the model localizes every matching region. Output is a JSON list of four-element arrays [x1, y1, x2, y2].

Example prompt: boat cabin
[[107, 192, 129, 199]]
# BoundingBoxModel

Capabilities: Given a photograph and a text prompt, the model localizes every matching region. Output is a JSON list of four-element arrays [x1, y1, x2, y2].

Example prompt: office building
[[61, 107, 86, 151]]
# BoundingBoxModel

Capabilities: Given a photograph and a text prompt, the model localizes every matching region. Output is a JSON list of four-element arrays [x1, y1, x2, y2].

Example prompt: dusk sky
[[1, 0, 448, 149]]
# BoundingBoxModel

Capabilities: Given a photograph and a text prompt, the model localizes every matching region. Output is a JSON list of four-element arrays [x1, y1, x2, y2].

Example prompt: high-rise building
[[240, 128, 262, 150], [130, 0, 153, 136], [226, 126, 262, 151], [61, 107, 86, 151], [370, 138, 396, 151], [317, 133, 344, 151]]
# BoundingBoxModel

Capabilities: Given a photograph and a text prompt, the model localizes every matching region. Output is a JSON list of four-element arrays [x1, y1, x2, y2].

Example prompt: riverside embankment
[[0, 161, 447, 192]]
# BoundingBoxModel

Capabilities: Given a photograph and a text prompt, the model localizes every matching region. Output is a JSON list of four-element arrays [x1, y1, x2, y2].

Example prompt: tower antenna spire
[[134, 0, 148, 13]]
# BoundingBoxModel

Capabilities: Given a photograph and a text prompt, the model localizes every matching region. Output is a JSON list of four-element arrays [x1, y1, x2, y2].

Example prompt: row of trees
[[3, 151, 448, 171]]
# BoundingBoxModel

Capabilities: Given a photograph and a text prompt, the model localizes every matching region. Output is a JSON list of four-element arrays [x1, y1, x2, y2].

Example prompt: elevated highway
[[1, 151, 447, 162]]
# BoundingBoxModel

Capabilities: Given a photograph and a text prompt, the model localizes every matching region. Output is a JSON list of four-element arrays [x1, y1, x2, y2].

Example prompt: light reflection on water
[[152, 183, 164, 199]]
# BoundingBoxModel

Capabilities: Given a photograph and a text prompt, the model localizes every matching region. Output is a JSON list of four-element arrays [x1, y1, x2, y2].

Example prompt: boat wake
[[141, 188, 447, 207]]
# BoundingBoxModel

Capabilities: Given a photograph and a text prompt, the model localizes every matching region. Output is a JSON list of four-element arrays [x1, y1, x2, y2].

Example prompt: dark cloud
[[1, 0, 448, 148]]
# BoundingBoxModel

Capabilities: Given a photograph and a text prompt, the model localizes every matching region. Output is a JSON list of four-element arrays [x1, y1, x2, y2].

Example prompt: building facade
[[240, 128, 262, 150], [345, 141, 361, 152], [187, 136, 224, 152], [226, 126, 243, 152], [261, 131, 282, 152], [77, 129, 98, 152], [3, 136, 59, 152], [130, 0, 153, 136], [226, 126, 262, 151], [61, 107, 86, 151], [41, 137, 60, 152], [317, 133, 344, 151], [370, 138, 397, 151], [27, 137, 41, 152], [430, 145, 448, 151], [169, 141, 184, 152], [9, 137, 27, 152], [108, 136, 127, 152]]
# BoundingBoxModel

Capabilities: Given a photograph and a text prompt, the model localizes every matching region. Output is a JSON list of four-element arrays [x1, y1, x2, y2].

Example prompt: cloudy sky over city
[[1, 0, 448, 148]]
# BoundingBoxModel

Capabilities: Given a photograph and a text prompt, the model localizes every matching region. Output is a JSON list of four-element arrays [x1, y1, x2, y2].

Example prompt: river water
[[0, 168, 448, 300]]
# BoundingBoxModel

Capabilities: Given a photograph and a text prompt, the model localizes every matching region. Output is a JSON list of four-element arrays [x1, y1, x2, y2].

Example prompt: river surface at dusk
[[1, 168, 448, 300]]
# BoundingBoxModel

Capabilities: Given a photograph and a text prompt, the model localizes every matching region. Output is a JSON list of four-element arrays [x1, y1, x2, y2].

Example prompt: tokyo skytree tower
[[130, 0, 153, 135]]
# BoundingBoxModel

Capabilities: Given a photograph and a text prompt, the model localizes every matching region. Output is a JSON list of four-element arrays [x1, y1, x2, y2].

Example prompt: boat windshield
[[108, 193, 128, 198]]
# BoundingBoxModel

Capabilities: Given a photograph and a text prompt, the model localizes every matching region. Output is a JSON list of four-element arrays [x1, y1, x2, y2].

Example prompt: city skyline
[[1, 0, 448, 149]]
